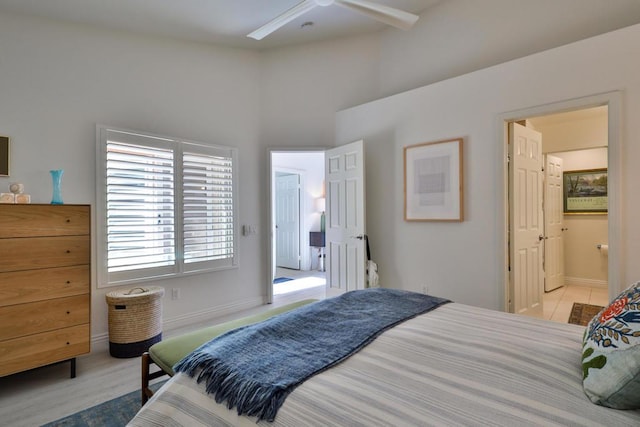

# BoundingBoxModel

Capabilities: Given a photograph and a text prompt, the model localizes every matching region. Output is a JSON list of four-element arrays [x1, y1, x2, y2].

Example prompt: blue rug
[[273, 277, 293, 284], [41, 381, 165, 427]]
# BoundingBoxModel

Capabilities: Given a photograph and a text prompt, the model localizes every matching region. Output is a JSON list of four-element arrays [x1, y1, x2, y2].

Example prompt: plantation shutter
[[104, 130, 177, 283], [182, 143, 236, 271], [97, 126, 238, 287]]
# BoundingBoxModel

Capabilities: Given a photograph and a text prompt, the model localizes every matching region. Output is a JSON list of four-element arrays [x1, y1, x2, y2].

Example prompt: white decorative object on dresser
[[0, 204, 91, 378]]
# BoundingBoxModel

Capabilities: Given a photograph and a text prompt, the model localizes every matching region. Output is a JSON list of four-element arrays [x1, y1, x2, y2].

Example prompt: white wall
[[377, 0, 640, 98], [538, 109, 608, 153], [260, 34, 380, 148], [260, 0, 640, 152], [0, 13, 264, 343], [2, 0, 640, 346], [336, 24, 640, 310]]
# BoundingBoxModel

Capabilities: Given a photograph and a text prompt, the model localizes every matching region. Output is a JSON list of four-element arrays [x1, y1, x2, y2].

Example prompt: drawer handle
[[66, 250, 71, 254], [66, 311, 70, 314], [66, 280, 71, 284]]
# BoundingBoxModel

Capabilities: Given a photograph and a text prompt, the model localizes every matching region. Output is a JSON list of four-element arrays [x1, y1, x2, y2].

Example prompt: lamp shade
[[315, 197, 326, 212]]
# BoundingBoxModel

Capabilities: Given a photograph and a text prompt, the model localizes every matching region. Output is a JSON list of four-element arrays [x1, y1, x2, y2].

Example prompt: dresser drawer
[[0, 236, 90, 272], [0, 204, 90, 238], [0, 294, 90, 340], [0, 265, 90, 308], [0, 324, 90, 377]]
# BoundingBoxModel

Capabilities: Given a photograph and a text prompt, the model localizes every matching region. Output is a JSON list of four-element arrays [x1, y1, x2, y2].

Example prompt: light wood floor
[[0, 286, 325, 427], [275, 266, 325, 281], [0, 282, 603, 426]]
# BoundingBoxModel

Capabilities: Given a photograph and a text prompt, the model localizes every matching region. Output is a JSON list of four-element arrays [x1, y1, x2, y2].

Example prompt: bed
[[129, 293, 640, 426]]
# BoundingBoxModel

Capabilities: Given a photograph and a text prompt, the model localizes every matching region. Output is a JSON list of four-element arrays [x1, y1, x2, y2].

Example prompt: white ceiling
[[0, 0, 442, 50]]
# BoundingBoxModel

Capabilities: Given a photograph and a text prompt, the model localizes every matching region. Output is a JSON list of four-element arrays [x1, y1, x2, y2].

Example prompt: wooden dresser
[[0, 204, 91, 378]]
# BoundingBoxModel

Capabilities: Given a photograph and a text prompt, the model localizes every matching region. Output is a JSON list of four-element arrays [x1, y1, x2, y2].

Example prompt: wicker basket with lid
[[106, 286, 164, 358]]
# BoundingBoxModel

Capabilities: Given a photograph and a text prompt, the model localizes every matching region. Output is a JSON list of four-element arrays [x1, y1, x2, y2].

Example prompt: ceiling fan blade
[[248, 0, 318, 40], [335, 0, 419, 30]]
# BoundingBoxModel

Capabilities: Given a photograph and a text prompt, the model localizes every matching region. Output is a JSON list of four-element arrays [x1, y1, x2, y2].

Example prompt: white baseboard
[[91, 296, 265, 353], [162, 296, 265, 331], [91, 333, 109, 353], [564, 276, 608, 288]]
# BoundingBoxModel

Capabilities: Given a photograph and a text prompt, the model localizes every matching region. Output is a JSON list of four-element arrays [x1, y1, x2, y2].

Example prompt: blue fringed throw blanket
[[174, 288, 450, 422]]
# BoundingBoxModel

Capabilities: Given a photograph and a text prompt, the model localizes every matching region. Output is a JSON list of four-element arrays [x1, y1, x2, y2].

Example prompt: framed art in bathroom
[[563, 168, 607, 214]]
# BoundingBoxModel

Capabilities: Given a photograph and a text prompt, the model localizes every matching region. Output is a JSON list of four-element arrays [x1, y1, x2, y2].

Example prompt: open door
[[509, 122, 544, 316], [325, 140, 366, 296], [544, 154, 565, 292]]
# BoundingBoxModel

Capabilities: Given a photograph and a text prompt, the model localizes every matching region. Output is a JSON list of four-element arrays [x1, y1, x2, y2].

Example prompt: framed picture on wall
[[0, 135, 9, 177], [403, 138, 463, 221], [563, 168, 607, 214]]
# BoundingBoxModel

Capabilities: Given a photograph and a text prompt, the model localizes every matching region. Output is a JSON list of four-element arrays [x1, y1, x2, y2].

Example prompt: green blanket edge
[[149, 299, 317, 375]]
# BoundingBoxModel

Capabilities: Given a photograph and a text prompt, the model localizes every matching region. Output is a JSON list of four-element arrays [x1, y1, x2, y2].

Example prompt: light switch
[[242, 225, 257, 236]]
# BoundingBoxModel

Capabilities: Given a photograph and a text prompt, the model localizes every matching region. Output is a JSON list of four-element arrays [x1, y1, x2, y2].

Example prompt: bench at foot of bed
[[141, 299, 317, 404]]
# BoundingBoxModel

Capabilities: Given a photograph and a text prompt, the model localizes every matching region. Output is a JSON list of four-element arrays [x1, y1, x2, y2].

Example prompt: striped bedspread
[[129, 303, 640, 426]]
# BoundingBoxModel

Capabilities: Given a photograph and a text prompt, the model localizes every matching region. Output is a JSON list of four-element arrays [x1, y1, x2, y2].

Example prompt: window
[[96, 126, 237, 287]]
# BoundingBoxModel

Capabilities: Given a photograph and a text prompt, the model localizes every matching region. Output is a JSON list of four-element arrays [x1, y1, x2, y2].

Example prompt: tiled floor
[[542, 284, 609, 323]]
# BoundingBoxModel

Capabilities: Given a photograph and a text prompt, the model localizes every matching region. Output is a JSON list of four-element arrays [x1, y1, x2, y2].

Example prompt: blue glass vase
[[50, 169, 64, 205]]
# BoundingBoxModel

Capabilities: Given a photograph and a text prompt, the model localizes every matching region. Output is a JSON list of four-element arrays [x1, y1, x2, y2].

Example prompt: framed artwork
[[404, 138, 463, 221], [563, 168, 607, 214], [0, 135, 8, 177]]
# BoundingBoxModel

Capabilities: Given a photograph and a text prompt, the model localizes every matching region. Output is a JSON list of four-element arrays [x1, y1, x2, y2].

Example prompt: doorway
[[503, 93, 620, 323], [270, 151, 327, 301], [531, 107, 609, 322]]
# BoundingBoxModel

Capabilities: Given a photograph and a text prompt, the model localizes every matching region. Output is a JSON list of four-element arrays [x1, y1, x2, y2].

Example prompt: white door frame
[[498, 92, 622, 312], [267, 148, 328, 304]]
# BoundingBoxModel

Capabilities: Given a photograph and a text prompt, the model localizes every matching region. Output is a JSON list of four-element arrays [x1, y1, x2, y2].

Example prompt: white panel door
[[275, 173, 300, 270], [544, 154, 565, 292], [325, 140, 366, 296], [509, 122, 544, 316]]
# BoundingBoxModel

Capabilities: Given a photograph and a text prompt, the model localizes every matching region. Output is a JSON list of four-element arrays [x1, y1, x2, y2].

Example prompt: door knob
[[351, 235, 364, 240]]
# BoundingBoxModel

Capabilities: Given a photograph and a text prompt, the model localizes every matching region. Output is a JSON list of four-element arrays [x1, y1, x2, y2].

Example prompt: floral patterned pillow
[[582, 282, 640, 409]]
